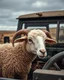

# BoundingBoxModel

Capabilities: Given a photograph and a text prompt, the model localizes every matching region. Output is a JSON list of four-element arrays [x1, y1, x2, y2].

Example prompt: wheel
[[42, 51, 64, 70]]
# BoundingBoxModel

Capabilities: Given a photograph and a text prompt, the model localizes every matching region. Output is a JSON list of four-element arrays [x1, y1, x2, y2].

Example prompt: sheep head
[[12, 29, 56, 57]]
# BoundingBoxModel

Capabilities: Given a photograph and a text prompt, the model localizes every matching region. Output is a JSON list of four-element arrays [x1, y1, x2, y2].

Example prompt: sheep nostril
[[39, 50, 45, 54]]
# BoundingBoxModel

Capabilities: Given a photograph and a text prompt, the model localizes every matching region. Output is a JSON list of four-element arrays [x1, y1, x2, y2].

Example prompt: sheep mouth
[[38, 54, 47, 58], [39, 55, 45, 58]]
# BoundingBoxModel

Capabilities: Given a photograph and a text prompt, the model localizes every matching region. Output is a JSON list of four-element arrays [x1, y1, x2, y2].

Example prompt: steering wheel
[[42, 51, 64, 70]]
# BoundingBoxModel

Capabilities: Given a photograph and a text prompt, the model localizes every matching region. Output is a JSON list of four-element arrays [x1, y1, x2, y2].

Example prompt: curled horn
[[43, 30, 53, 39], [43, 30, 57, 44], [12, 29, 29, 47]]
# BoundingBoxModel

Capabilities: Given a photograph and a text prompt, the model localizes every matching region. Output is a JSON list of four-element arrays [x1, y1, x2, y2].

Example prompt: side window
[[49, 24, 57, 40], [59, 24, 64, 43]]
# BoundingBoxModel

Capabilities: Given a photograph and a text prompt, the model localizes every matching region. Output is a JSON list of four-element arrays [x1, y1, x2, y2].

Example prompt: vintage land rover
[[16, 10, 64, 80]]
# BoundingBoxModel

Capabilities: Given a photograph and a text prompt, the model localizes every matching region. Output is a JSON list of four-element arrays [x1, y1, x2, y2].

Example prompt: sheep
[[0, 29, 56, 80]]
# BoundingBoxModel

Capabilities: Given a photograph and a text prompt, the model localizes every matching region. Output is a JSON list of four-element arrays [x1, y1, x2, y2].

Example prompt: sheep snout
[[37, 49, 47, 57], [40, 49, 47, 57], [39, 49, 45, 54]]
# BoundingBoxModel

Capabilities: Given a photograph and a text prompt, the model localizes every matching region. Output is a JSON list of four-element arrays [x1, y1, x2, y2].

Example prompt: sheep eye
[[28, 39, 33, 43]]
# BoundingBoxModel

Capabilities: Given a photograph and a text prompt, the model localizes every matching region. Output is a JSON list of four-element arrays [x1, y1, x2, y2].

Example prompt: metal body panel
[[33, 69, 64, 80]]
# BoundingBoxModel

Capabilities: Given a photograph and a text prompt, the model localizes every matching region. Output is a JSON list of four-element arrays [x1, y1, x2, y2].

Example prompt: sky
[[0, 0, 64, 31]]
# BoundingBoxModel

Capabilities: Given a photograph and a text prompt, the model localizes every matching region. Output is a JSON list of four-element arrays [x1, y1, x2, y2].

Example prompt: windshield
[[27, 26, 46, 30]]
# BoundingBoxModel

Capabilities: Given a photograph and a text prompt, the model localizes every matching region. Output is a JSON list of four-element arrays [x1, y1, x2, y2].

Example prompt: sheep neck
[[24, 41, 37, 63], [14, 41, 37, 65]]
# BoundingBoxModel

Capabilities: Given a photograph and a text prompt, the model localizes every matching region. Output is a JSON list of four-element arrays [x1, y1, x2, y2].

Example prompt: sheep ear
[[14, 36, 27, 43], [45, 38, 57, 45]]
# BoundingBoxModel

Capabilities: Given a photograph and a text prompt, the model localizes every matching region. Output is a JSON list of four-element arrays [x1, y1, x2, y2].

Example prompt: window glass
[[49, 24, 57, 40], [27, 26, 46, 30], [59, 24, 64, 43]]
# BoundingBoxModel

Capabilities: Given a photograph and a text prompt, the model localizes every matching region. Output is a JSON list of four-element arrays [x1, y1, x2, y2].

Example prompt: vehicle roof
[[17, 10, 64, 19]]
